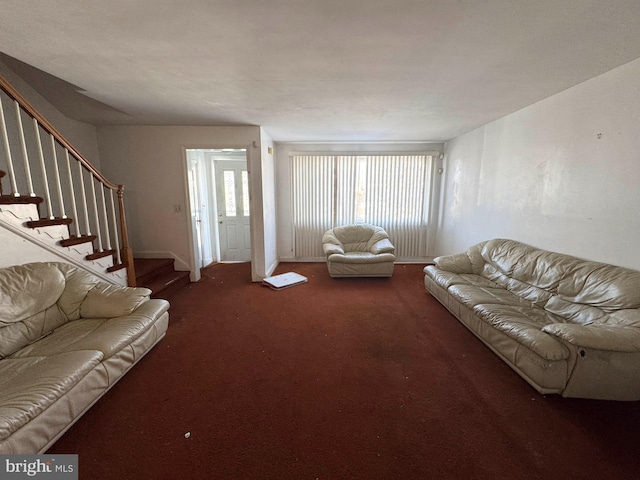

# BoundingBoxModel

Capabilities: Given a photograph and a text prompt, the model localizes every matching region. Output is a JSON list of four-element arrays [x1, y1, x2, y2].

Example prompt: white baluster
[[65, 150, 80, 236], [78, 163, 91, 236], [49, 135, 66, 219], [89, 175, 103, 251], [14, 101, 35, 196], [110, 189, 122, 264], [0, 96, 19, 196], [34, 119, 54, 219], [100, 183, 112, 250]]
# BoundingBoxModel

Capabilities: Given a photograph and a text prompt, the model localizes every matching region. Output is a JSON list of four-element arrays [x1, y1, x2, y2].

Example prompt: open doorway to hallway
[[185, 148, 250, 276]]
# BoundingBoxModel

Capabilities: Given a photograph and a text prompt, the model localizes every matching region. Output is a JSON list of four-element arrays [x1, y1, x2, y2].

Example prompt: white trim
[[265, 258, 279, 278], [288, 150, 442, 157], [181, 143, 254, 282], [279, 256, 326, 263]]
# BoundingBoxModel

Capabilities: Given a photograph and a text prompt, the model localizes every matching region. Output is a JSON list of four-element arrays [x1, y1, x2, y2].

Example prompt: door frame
[[182, 144, 252, 282]]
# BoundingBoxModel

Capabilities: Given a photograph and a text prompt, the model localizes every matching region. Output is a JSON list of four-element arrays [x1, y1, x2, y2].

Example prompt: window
[[241, 170, 250, 217], [223, 170, 237, 217], [290, 154, 433, 259]]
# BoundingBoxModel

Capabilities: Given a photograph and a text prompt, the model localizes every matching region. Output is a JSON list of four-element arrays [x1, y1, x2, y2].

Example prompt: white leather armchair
[[322, 224, 395, 277]]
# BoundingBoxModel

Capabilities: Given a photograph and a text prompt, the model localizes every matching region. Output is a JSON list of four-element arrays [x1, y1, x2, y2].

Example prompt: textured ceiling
[[1, 0, 640, 142]]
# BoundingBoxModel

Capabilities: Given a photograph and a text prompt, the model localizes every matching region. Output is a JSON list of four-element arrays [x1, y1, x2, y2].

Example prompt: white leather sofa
[[322, 224, 395, 277], [0, 262, 169, 453], [424, 239, 640, 400]]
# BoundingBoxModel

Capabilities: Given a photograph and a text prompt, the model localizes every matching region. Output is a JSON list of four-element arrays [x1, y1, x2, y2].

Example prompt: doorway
[[215, 159, 251, 261], [185, 148, 250, 279]]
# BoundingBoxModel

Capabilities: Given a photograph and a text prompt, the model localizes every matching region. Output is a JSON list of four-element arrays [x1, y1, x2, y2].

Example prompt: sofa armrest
[[322, 230, 345, 256], [542, 323, 640, 352], [370, 238, 395, 255], [323, 243, 344, 255], [127, 298, 170, 321], [434, 252, 473, 274], [80, 283, 152, 319]]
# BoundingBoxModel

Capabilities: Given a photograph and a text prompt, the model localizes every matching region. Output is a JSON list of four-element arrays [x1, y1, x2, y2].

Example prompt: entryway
[[185, 148, 250, 280]]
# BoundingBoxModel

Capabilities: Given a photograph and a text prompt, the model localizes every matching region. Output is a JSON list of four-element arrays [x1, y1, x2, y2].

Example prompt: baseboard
[[278, 256, 325, 262], [265, 258, 279, 277]]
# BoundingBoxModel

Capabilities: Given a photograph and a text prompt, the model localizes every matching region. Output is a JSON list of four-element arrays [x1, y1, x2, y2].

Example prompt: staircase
[[134, 258, 190, 299], [0, 73, 135, 285], [0, 189, 127, 283]]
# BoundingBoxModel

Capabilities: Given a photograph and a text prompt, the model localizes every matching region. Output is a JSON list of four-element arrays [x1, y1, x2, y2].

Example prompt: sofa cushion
[[557, 262, 640, 312], [481, 239, 579, 291], [0, 263, 102, 358], [473, 304, 570, 360], [424, 267, 499, 291], [448, 284, 532, 309], [600, 309, 640, 327], [11, 307, 161, 361], [542, 323, 640, 352], [543, 296, 607, 325], [329, 224, 391, 253], [0, 304, 67, 359], [433, 252, 472, 274], [481, 239, 640, 312], [80, 283, 151, 319], [55, 264, 100, 321], [481, 263, 554, 306], [327, 251, 396, 264], [0, 263, 65, 325], [0, 351, 104, 442]]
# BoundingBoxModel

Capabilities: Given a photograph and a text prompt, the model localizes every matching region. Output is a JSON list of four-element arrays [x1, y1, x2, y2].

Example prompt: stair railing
[[0, 73, 136, 286]]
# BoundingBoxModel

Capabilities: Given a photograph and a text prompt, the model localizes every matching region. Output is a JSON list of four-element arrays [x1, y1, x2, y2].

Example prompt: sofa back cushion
[[80, 283, 151, 318], [0, 263, 99, 358], [480, 239, 565, 305], [481, 239, 579, 291], [332, 224, 388, 252], [480, 238, 640, 317], [557, 262, 640, 312], [56, 264, 102, 320], [0, 263, 65, 326]]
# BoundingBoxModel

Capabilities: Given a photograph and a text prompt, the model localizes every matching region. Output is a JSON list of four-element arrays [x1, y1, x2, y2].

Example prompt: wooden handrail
[[0, 73, 136, 286], [0, 74, 118, 189]]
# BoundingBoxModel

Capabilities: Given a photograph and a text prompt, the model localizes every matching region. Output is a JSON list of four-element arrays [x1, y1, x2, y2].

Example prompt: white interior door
[[215, 160, 251, 261]]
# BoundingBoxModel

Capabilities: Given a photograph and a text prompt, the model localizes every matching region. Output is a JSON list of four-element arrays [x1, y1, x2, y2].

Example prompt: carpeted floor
[[49, 262, 640, 479]]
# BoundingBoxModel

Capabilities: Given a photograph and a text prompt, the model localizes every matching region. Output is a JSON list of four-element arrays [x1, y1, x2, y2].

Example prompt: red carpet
[[49, 262, 640, 479]]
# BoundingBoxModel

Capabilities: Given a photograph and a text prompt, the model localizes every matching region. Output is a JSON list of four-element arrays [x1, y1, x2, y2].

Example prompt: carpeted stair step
[[134, 258, 190, 299]]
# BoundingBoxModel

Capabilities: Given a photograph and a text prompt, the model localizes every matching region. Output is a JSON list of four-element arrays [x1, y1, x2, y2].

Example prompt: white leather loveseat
[[424, 239, 640, 401], [0, 262, 169, 453], [322, 224, 396, 277]]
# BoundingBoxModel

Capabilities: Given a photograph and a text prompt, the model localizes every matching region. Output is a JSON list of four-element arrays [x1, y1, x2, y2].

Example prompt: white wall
[[274, 142, 444, 260], [438, 57, 640, 270], [96, 125, 270, 280], [0, 59, 101, 167]]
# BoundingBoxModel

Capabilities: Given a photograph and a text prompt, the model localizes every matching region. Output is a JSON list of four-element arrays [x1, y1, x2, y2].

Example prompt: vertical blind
[[290, 154, 432, 259]]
